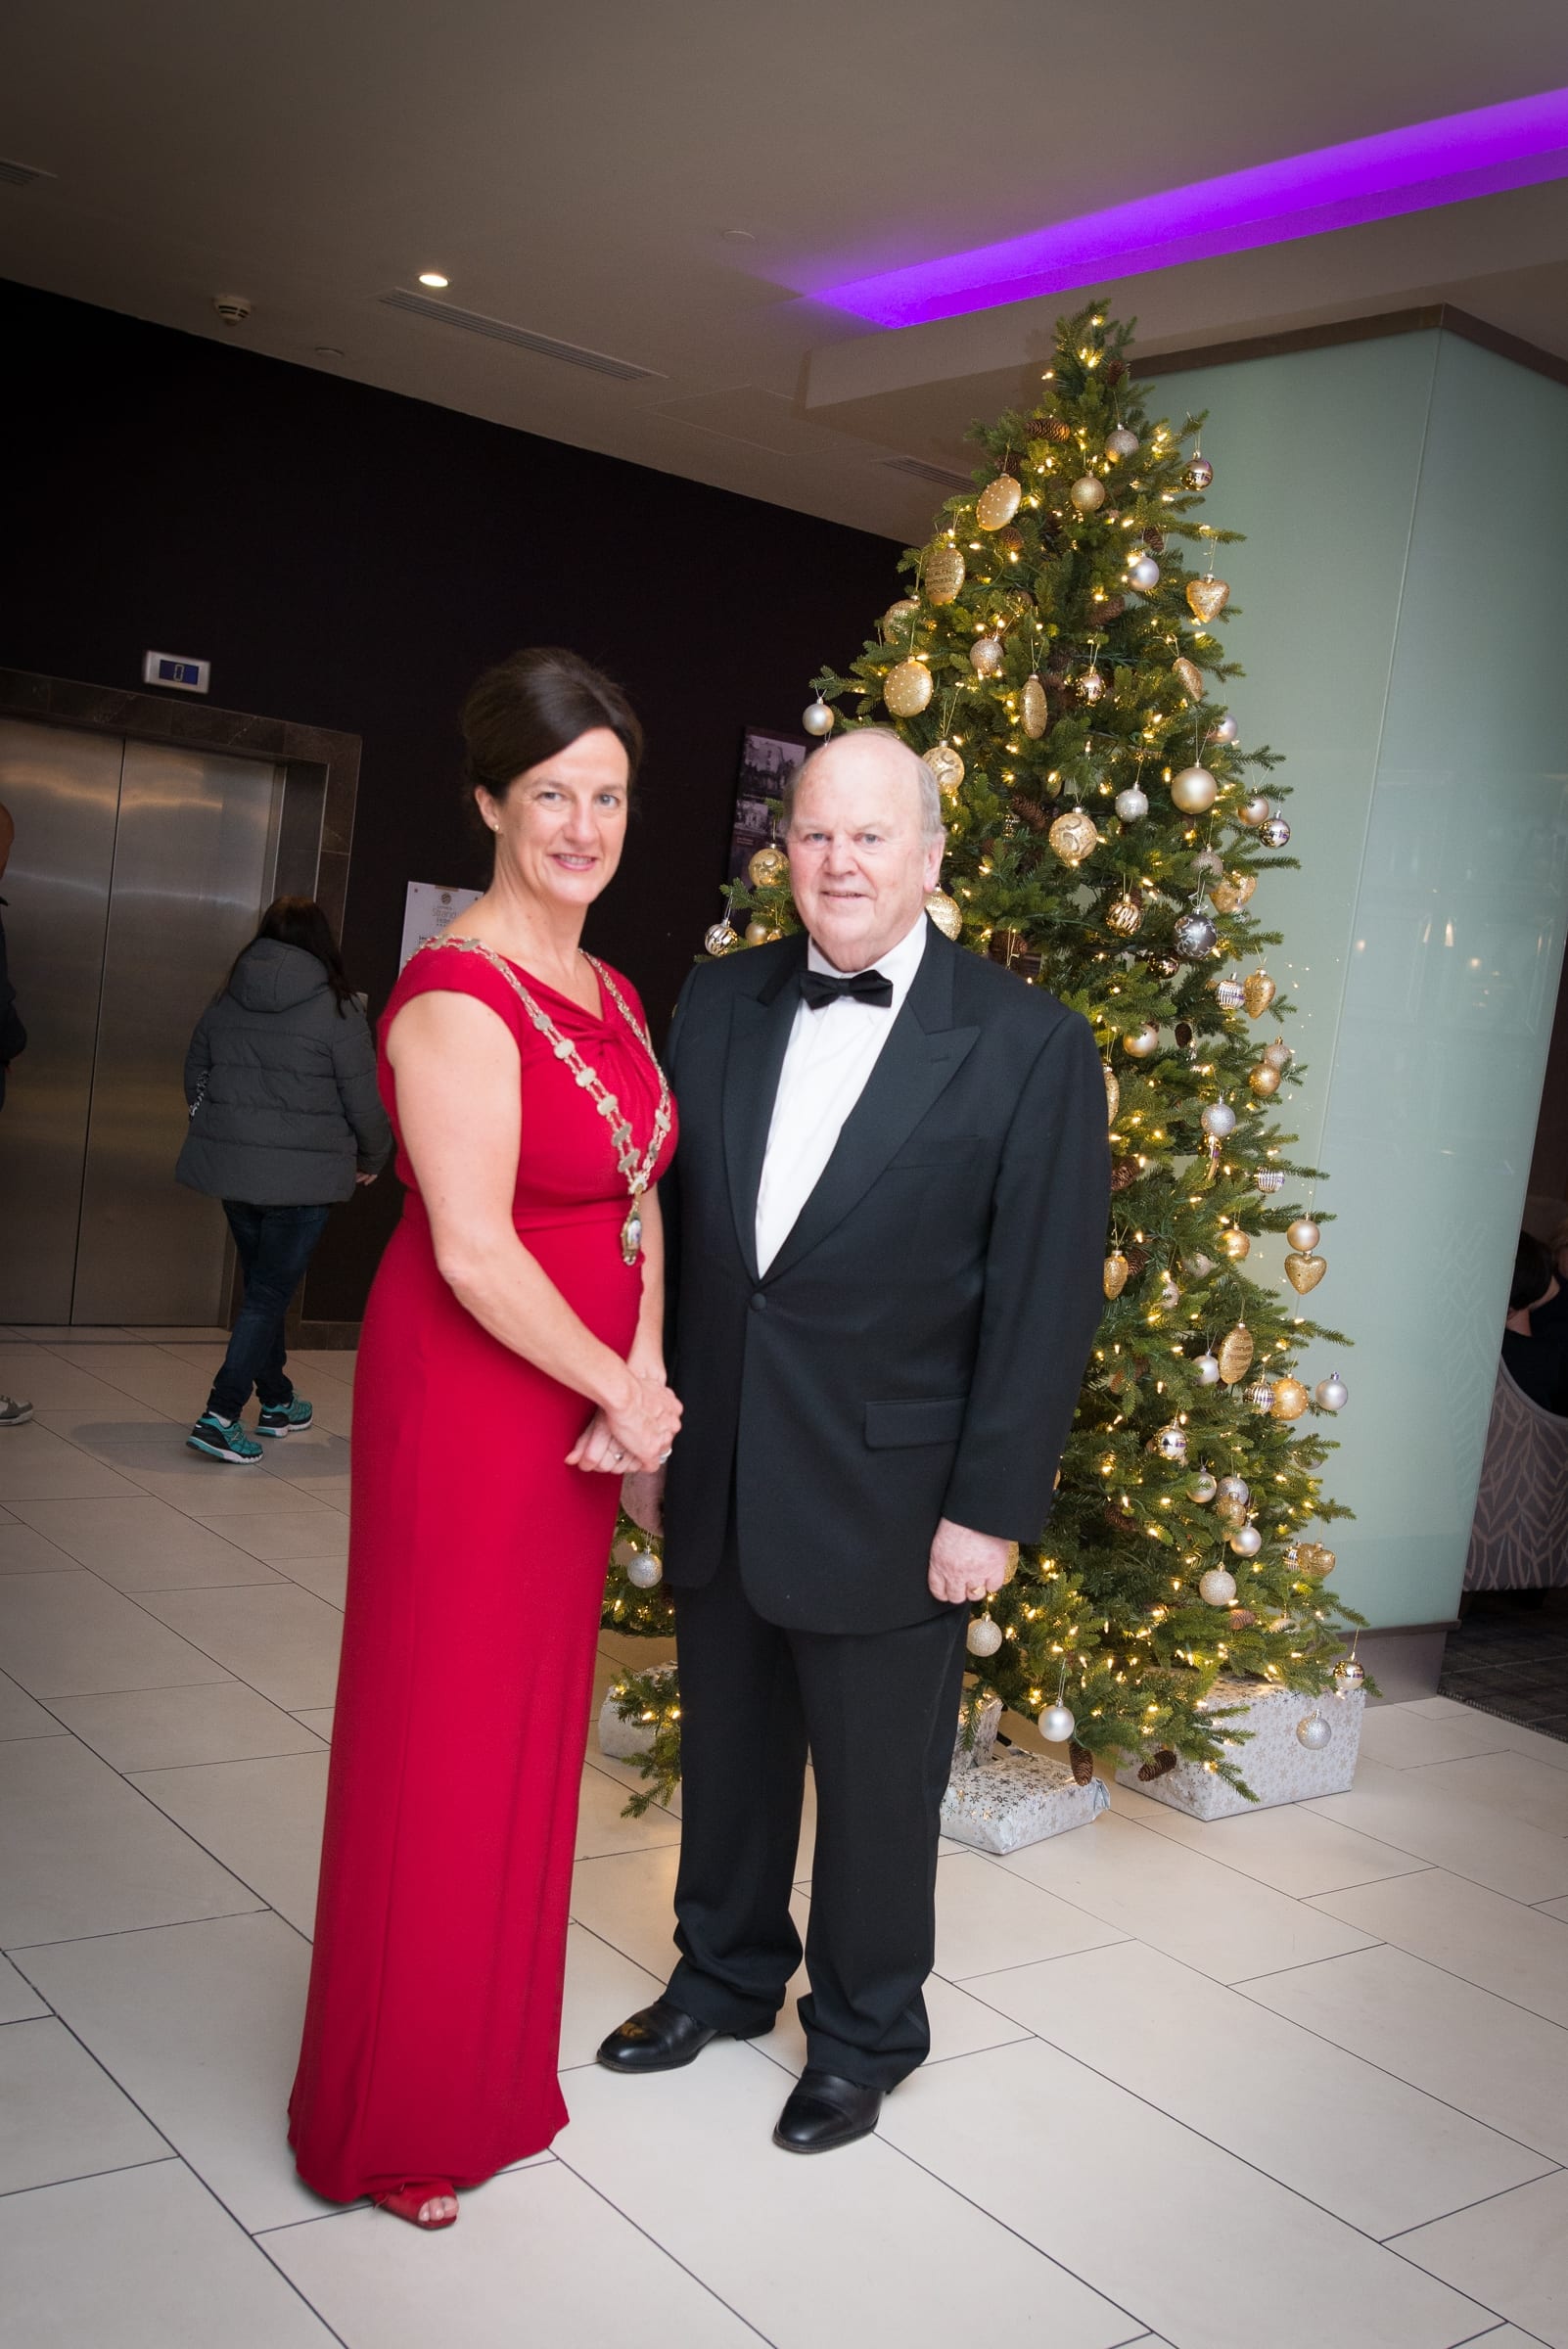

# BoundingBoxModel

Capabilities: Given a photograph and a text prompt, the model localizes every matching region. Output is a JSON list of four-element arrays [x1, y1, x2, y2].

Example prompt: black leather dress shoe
[[596, 1999, 723, 2074], [772, 2067, 884, 2154]]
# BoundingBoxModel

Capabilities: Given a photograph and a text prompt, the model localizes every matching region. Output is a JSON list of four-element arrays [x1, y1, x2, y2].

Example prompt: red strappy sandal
[[372, 2180, 458, 2230]]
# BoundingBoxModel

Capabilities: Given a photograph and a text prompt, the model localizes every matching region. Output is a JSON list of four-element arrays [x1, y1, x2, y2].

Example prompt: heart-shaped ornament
[[1242, 970, 1277, 1017], [1186, 576, 1230, 622], [1284, 1251, 1327, 1294]]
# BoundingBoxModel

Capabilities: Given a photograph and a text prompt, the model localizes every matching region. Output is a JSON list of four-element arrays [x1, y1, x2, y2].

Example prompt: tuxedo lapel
[[764, 928, 978, 1282], [720, 935, 807, 1283]]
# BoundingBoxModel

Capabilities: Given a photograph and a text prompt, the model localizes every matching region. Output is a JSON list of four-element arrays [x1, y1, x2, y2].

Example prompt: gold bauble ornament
[[1078, 663, 1107, 704], [1103, 1252, 1130, 1299], [1284, 1251, 1327, 1294], [970, 634, 1005, 676], [744, 919, 771, 944], [1211, 871, 1257, 914], [1242, 970, 1277, 1017], [1249, 1060, 1282, 1098], [1171, 763, 1218, 814], [1287, 1218, 1320, 1252], [1103, 1065, 1121, 1126], [1070, 474, 1106, 512], [1021, 673, 1048, 738], [924, 740, 964, 794], [1216, 1497, 1249, 1529], [1217, 1323, 1255, 1385], [923, 888, 962, 940], [1297, 1542, 1337, 1579], [1222, 1226, 1251, 1262], [1048, 806, 1099, 866], [747, 845, 787, 889], [924, 542, 966, 605], [1270, 1376, 1310, 1420], [1173, 657, 1205, 702], [977, 472, 1023, 530], [1121, 1021, 1160, 1058], [881, 597, 921, 638], [885, 658, 934, 717], [1106, 891, 1143, 937], [1186, 575, 1230, 622], [1237, 795, 1271, 828]]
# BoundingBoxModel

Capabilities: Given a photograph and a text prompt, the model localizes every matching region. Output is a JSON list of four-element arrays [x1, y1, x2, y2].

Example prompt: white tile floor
[[0, 1335, 1565, 2348]]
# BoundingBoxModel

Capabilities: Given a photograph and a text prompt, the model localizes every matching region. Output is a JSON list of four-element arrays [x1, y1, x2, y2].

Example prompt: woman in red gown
[[289, 649, 680, 2229]]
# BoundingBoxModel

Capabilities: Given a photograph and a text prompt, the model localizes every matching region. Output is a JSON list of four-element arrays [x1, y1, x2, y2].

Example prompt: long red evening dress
[[288, 940, 674, 2203]]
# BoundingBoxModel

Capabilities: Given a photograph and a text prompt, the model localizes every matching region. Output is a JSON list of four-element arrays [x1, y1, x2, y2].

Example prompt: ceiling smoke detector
[[212, 295, 252, 326]]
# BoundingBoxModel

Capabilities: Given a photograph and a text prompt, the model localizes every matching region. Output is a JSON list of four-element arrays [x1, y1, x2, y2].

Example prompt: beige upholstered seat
[[1464, 1355, 1568, 1591]]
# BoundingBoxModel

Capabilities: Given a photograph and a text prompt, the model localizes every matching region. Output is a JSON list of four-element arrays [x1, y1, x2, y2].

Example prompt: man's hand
[[928, 1516, 1013, 1605], [622, 1466, 666, 1536]]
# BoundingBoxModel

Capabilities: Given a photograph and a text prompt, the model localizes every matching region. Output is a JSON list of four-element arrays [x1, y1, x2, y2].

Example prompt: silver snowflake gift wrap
[[950, 1692, 1004, 1773], [1116, 1673, 1364, 1819], [941, 1748, 1109, 1853], [597, 1662, 678, 1760]]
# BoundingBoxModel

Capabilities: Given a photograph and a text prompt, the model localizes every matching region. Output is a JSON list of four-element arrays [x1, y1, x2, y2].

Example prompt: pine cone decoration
[[1069, 1739, 1096, 1785], [1104, 1500, 1140, 1534], [1103, 358, 1127, 385], [1137, 1748, 1178, 1781], [1097, 594, 1127, 621], [995, 525, 1025, 554], [1110, 1158, 1139, 1195], [1142, 527, 1166, 553], [1121, 1242, 1149, 1276], [1008, 795, 1049, 833]]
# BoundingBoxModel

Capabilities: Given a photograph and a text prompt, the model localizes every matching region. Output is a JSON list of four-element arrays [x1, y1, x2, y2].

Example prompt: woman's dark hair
[[460, 647, 643, 812], [1511, 1230, 1554, 1313], [224, 897, 357, 1016]]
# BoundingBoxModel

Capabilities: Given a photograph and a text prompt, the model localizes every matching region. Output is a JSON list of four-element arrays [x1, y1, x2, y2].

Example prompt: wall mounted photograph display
[[726, 725, 807, 881]]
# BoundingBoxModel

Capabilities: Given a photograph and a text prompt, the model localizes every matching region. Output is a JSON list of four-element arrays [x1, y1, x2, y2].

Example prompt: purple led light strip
[[807, 87, 1568, 327]]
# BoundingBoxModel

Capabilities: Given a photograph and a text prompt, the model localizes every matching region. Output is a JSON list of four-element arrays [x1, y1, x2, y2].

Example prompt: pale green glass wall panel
[[1151, 330, 1568, 1627]]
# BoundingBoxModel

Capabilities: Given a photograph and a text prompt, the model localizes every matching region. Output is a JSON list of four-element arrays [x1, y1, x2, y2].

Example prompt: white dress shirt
[[754, 914, 930, 1274]]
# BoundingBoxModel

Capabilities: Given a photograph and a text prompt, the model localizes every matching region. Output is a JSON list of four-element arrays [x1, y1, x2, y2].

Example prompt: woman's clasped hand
[[567, 1367, 681, 1473]]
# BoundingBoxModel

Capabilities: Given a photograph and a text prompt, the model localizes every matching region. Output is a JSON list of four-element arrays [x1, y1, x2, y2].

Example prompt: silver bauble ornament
[[1255, 1168, 1286, 1194], [1156, 1270, 1181, 1312], [1070, 474, 1106, 512], [1040, 1700, 1078, 1743], [924, 740, 965, 794], [966, 1614, 1003, 1658], [1262, 1038, 1293, 1072], [1237, 795, 1271, 828], [1287, 1218, 1320, 1253], [1122, 1021, 1161, 1058], [1189, 1468, 1219, 1501], [1106, 425, 1139, 459], [1210, 712, 1239, 744], [1315, 1371, 1349, 1411], [1297, 1711, 1333, 1751], [1194, 1354, 1222, 1387], [704, 921, 739, 957], [625, 1548, 664, 1589], [1115, 783, 1149, 822], [803, 695, 836, 738], [1152, 1421, 1188, 1462], [1335, 1656, 1366, 1691], [1128, 553, 1161, 591], [1174, 910, 1219, 958], [1199, 1565, 1237, 1606], [970, 634, 1005, 676], [1244, 1378, 1275, 1413], [1260, 816, 1292, 849], [1184, 1252, 1215, 1278], [1229, 1523, 1263, 1558], [1213, 976, 1246, 1010], [1172, 763, 1218, 814], [1201, 1101, 1236, 1138], [1217, 1475, 1251, 1505], [1184, 451, 1215, 489]]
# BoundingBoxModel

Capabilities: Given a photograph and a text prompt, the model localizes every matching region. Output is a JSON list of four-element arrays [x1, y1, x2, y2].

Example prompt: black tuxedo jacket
[[659, 921, 1111, 1633]]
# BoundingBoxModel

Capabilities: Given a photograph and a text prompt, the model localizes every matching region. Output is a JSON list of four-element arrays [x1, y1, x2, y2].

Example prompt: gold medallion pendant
[[621, 1190, 645, 1267]]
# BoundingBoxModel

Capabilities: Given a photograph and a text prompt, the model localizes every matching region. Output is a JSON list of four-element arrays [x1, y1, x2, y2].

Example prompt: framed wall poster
[[725, 724, 808, 883], [397, 880, 484, 970]]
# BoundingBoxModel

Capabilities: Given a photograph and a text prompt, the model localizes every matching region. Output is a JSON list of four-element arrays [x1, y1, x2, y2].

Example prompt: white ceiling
[[5, 0, 1568, 542]]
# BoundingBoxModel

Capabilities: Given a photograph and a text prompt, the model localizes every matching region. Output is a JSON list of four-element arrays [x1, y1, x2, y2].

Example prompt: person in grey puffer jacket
[[176, 896, 392, 1464]]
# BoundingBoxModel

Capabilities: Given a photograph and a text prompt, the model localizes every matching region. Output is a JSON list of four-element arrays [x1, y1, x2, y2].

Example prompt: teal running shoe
[[256, 1398, 313, 1438], [188, 1412, 263, 1464]]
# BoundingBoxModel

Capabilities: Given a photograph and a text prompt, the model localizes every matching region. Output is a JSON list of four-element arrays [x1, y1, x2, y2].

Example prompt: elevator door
[[0, 721, 282, 1325]]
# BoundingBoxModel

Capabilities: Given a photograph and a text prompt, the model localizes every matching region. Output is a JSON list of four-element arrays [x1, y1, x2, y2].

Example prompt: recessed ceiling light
[[418, 271, 449, 289]]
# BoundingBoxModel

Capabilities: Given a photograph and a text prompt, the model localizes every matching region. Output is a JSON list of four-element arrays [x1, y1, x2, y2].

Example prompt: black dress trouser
[[665, 1523, 969, 2090]]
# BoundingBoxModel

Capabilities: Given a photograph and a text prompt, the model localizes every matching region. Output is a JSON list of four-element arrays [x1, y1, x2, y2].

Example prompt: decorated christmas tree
[[604, 298, 1364, 1805]]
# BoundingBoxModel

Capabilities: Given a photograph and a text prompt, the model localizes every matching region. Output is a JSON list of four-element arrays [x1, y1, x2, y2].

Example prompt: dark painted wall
[[3, 278, 901, 1317]]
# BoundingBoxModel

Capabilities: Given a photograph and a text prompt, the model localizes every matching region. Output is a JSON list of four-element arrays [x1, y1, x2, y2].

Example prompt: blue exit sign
[[142, 650, 210, 693]]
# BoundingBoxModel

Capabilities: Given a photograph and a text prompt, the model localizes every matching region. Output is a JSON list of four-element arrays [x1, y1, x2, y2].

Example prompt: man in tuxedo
[[599, 727, 1109, 2151]]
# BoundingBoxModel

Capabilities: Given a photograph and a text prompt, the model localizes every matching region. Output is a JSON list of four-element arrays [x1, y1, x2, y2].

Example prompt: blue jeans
[[207, 1202, 332, 1421]]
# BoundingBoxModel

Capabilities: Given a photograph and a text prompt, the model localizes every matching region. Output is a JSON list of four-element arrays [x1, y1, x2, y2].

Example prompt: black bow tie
[[800, 966, 895, 1011]]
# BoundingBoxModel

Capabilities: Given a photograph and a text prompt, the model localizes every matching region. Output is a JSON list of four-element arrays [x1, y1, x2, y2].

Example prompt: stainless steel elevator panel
[[72, 742, 282, 1325], [0, 720, 122, 1322]]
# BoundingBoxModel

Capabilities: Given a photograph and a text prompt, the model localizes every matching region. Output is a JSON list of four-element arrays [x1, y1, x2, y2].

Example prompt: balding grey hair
[[781, 725, 945, 841]]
